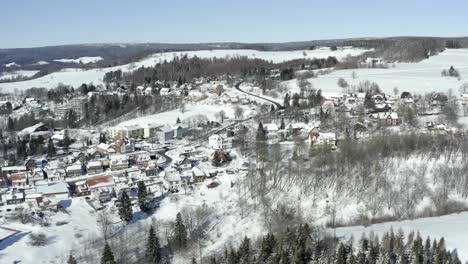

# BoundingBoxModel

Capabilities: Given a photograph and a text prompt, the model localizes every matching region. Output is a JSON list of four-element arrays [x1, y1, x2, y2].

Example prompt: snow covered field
[[0, 70, 39, 81], [116, 103, 242, 128], [280, 49, 468, 96], [336, 212, 468, 261], [54, 56, 103, 64], [0, 47, 368, 92], [0, 199, 101, 263]]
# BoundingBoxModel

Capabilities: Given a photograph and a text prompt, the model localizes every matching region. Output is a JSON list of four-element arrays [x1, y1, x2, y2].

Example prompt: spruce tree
[[47, 138, 56, 158], [118, 191, 133, 223], [173, 212, 187, 251], [137, 181, 149, 211], [145, 225, 161, 263], [101, 243, 117, 264], [7, 117, 14, 131], [256, 122, 266, 142], [238, 236, 251, 264]]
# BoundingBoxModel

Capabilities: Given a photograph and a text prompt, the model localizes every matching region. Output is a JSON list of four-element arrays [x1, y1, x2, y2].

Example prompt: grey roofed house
[[157, 125, 174, 143]]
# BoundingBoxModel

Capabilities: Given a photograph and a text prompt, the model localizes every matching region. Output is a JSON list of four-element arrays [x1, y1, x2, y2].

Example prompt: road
[[234, 81, 284, 110]]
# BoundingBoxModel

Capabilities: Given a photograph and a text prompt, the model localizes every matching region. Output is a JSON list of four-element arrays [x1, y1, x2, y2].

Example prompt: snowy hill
[[0, 47, 368, 93], [279, 48, 468, 96]]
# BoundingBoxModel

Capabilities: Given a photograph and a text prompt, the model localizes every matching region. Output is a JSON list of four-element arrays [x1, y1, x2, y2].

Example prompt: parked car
[[207, 182, 220, 189]]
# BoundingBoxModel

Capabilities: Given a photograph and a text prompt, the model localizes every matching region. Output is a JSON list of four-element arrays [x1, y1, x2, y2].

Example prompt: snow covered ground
[[0, 70, 39, 81], [336, 212, 468, 261], [54, 56, 103, 64], [0, 47, 368, 92], [279, 49, 468, 96], [0, 199, 101, 263], [116, 103, 242, 128]]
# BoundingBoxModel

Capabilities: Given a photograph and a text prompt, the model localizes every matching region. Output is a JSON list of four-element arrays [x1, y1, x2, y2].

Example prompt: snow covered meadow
[[278, 49, 468, 96], [0, 47, 368, 92]]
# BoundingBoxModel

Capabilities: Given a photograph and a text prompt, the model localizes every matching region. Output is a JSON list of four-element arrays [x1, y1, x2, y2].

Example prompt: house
[[2, 191, 25, 205], [192, 166, 207, 183], [145, 87, 153, 96], [157, 125, 174, 143], [47, 168, 66, 183], [36, 182, 70, 199], [109, 154, 128, 171], [66, 164, 83, 178], [86, 176, 115, 194], [370, 111, 401, 126], [97, 143, 114, 155], [87, 160, 103, 175], [360, 57, 385, 68], [28, 168, 47, 186], [11, 172, 27, 188], [164, 170, 188, 191], [160, 88, 171, 96], [208, 134, 232, 150], [308, 132, 337, 148], [17, 122, 51, 139], [263, 123, 279, 142]]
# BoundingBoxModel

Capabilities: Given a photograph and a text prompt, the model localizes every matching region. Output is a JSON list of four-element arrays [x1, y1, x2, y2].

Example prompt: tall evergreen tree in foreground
[[118, 191, 133, 223], [172, 212, 188, 251], [138, 181, 149, 211], [145, 225, 161, 263], [101, 243, 117, 264]]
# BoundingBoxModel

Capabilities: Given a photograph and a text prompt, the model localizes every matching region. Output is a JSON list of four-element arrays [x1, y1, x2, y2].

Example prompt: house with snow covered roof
[[307, 132, 337, 149], [87, 160, 103, 175], [370, 111, 401, 126], [17, 122, 51, 139], [208, 134, 232, 150], [109, 154, 128, 171]]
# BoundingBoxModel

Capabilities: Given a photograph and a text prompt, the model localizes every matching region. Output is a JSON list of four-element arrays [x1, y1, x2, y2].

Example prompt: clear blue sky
[[2, 0, 468, 48]]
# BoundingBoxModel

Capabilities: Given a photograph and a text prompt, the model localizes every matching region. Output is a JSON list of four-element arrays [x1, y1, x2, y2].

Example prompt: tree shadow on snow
[[0, 231, 30, 251]]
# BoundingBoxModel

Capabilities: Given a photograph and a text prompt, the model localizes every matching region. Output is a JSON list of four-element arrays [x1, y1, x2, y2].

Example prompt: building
[[17, 123, 51, 139], [66, 164, 83, 178], [370, 111, 401, 126], [192, 167, 207, 183], [208, 134, 232, 150], [86, 176, 115, 194], [11, 172, 27, 188], [308, 132, 337, 148], [109, 154, 128, 171], [36, 182, 70, 199], [87, 160, 103, 175], [157, 125, 174, 143]]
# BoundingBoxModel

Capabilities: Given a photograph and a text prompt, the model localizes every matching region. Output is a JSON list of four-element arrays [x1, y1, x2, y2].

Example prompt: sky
[[2, 0, 468, 48]]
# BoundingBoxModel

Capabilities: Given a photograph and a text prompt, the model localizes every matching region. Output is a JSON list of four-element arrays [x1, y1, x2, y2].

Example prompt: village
[[1, 62, 466, 217]]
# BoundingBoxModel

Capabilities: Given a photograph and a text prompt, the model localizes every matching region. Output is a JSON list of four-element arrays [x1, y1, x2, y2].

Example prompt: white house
[[208, 134, 232, 150]]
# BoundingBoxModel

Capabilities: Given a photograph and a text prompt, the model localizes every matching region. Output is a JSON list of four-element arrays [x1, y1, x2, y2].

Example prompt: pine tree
[[101, 243, 117, 264], [173, 212, 187, 251], [145, 225, 161, 263], [47, 138, 56, 158], [238, 236, 251, 264], [7, 117, 14, 131], [176, 117, 181, 124], [67, 253, 78, 264], [256, 122, 266, 142], [284, 93, 291, 109], [118, 191, 133, 223], [137, 181, 149, 211], [260, 233, 276, 261]]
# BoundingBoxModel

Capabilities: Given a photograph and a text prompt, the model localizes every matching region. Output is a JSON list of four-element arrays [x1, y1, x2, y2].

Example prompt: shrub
[[29, 232, 48, 246]]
